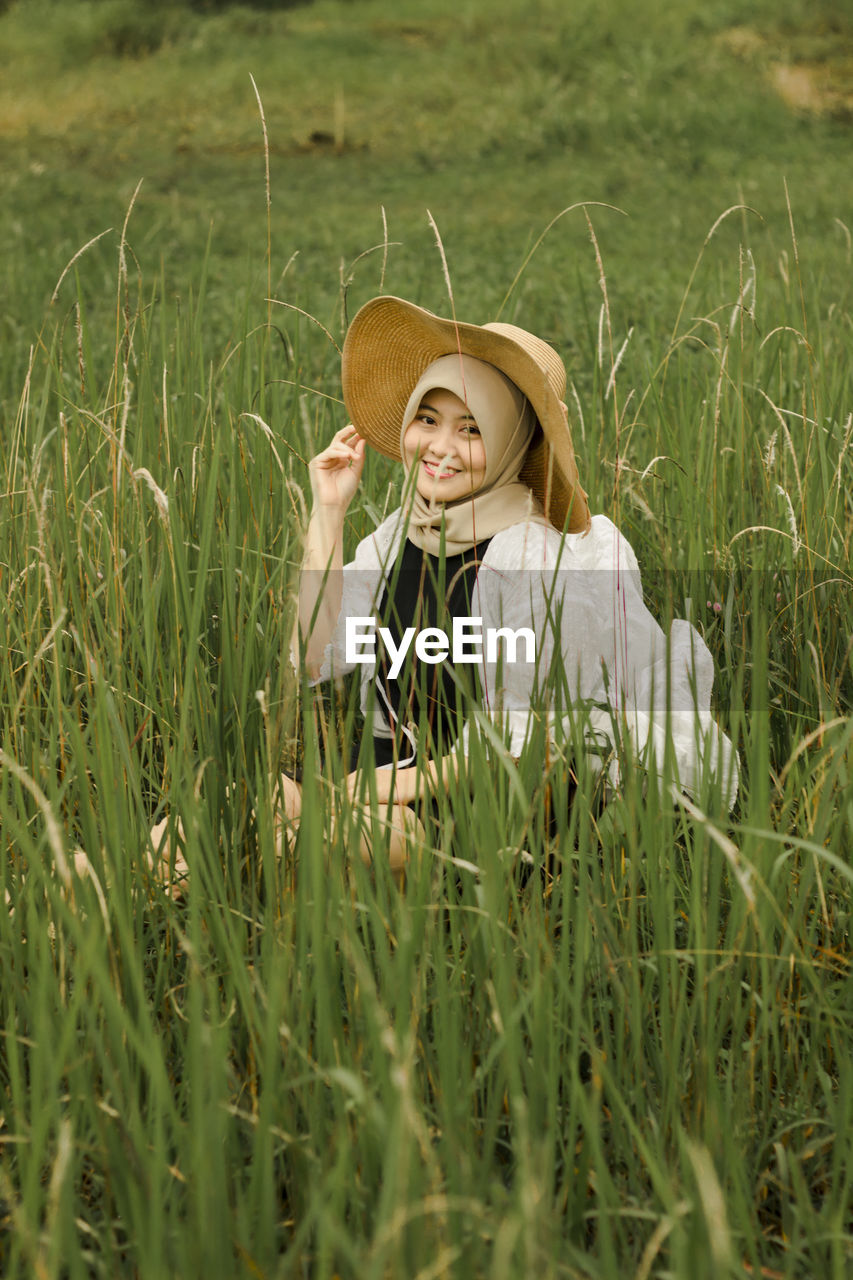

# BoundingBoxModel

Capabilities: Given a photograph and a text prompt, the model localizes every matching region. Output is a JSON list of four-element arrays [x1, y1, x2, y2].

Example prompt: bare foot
[[147, 816, 190, 899]]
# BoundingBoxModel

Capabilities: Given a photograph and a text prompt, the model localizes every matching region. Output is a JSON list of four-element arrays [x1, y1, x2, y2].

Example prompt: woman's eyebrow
[[418, 400, 477, 420]]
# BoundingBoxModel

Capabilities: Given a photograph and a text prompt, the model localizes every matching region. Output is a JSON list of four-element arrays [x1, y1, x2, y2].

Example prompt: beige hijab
[[400, 354, 548, 555]]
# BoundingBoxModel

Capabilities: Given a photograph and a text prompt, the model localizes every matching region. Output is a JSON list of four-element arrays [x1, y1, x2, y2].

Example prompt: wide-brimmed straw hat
[[341, 296, 591, 533]]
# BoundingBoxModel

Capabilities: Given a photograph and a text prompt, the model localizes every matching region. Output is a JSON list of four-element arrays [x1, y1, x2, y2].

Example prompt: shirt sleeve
[[473, 516, 739, 808], [290, 512, 404, 686]]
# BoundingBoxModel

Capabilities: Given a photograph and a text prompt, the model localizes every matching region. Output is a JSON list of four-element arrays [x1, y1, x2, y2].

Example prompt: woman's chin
[[416, 480, 473, 503]]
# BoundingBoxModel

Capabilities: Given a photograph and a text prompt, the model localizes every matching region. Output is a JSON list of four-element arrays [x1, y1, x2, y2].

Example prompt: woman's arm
[[292, 426, 365, 677], [295, 504, 346, 677]]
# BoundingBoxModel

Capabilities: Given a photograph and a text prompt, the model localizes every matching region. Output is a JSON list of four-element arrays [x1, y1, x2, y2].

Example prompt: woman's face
[[402, 387, 488, 502]]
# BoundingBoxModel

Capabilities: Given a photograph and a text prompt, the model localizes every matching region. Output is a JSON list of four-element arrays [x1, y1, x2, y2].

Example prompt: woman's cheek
[[402, 426, 421, 466]]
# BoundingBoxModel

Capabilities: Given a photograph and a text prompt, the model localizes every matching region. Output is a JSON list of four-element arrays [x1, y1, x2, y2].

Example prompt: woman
[[281, 296, 738, 870]]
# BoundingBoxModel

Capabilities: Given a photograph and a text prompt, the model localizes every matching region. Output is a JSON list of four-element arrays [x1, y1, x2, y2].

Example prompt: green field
[[1, 0, 851, 1276]]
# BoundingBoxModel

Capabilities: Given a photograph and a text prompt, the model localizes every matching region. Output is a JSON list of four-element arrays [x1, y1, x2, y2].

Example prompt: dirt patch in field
[[719, 24, 853, 119]]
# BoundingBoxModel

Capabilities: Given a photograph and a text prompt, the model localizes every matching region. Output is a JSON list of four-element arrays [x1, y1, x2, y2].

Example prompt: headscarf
[[400, 354, 547, 555]]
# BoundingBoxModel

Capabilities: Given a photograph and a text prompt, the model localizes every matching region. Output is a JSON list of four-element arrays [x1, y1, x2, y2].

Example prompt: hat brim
[[341, 296, 590, 533]]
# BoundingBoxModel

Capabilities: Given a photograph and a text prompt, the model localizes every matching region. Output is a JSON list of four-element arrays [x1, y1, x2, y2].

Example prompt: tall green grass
[[1, 182, 851, 1280]]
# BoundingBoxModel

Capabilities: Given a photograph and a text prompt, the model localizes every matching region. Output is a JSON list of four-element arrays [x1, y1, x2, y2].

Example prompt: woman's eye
[[461, 425, 480, 435]]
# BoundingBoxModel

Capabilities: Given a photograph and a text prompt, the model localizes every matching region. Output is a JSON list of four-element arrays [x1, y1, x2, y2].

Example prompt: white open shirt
[[298, 510, 739, 809]]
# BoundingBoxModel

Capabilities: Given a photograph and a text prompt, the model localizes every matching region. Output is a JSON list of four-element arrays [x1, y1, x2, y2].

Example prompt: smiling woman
[[278, 294, 739, 875]]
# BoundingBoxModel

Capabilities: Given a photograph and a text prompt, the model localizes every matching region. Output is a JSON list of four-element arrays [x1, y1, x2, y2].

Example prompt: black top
[[370, 535, 493, 766]]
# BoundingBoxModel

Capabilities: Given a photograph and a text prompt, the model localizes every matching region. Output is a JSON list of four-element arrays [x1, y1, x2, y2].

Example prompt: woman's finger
[[313, 444, 362, 469], [310, 428, 364, 467]]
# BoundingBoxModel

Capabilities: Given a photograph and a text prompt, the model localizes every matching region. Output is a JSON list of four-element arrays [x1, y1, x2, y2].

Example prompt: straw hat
[[341, 296, 591, 533]]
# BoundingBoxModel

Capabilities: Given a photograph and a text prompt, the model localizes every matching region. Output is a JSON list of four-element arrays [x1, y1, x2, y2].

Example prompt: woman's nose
[[431, 423, 458, 456]]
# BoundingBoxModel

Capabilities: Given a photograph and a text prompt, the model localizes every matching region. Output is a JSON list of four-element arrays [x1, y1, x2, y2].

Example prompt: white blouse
[[303, 509, 739, 809]]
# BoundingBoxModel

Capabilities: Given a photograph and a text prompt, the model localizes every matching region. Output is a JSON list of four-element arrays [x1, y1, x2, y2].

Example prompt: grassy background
[[1, 0, 851, 1276], [3, 0, 853, 354]]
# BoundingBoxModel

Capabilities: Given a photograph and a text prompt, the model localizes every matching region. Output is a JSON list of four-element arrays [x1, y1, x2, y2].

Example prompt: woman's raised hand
[[308, 425, 366, 511]]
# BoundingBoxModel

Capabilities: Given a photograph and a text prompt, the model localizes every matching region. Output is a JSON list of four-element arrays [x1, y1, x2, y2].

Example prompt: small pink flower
[[708, 600, 722, 613]]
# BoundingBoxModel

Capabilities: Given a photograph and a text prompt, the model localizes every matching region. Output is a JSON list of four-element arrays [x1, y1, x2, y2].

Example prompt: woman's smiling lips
[[422, 459, 459, 479]]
